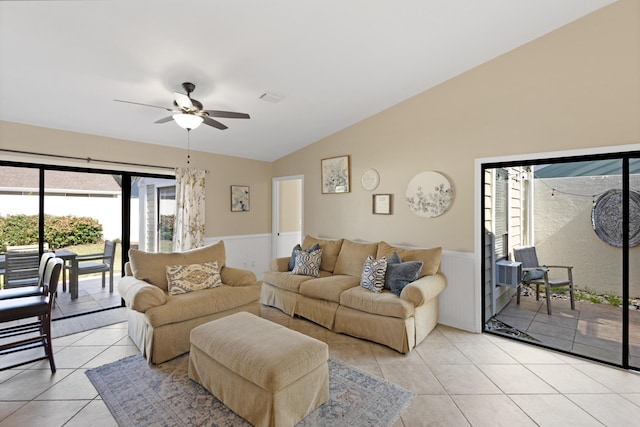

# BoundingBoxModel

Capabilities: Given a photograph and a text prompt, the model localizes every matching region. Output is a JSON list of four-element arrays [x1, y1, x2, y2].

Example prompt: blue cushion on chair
[[523, 268, 545, 282]]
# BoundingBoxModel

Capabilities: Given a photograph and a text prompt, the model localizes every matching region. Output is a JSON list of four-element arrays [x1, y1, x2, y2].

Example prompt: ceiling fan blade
[[174, 92, 193, 110], [154, 116, 174, 124], [114, 99, 172, 111], [204, 110, 250, 119], [203, 116, 228, 130]]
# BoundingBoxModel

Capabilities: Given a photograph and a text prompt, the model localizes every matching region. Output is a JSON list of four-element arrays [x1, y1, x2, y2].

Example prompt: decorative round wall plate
[[360, 168, 380, 191], [406, 171, 453, 218], [592, 189, 640, 247]]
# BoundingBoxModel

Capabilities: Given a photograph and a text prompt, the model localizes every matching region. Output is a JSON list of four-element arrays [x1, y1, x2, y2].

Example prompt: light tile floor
[[2, 306, 640, 426]]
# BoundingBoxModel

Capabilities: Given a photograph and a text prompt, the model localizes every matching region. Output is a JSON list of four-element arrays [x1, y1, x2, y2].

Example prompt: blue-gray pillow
[[383, 251, 403, 291], [523, 268, 545, 282], [288, 243, 320, 271], [384, 251, 423, 296]]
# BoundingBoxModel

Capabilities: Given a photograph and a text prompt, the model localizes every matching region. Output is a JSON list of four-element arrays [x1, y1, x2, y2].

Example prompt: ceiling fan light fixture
[[173, 113, 203, 130]]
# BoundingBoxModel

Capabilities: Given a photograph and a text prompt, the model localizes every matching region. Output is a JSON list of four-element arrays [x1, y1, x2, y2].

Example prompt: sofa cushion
[[339, 286, 415, 319], [299, 275, 360, 303], [302, 236, 343, 273], [360, 255, 387, 293], [333, 240, 379, 277], [166, 261, 222, 295], [129, 241, 226, 292], [288, 243, 321, 271], [144, 284, 260, 328], [263, 270, 330, 293], [377, 241, 441, 278], [291, 248, 322, 277]]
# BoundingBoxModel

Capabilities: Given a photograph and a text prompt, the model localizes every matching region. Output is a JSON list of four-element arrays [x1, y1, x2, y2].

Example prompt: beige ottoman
[[188, 312, 329, 427]]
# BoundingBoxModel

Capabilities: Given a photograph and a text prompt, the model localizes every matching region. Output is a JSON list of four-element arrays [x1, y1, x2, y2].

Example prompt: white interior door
[[272, 176, 303, 258]]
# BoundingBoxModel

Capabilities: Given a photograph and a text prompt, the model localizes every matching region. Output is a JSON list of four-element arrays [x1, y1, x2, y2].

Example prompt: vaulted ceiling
[[0, 1, 616, 162]]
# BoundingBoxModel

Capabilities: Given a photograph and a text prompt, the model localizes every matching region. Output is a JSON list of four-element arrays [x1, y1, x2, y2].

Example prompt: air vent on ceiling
[[259, 92, 284, 103]]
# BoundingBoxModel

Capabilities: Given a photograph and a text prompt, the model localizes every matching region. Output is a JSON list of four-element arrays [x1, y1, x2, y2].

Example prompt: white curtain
[[173, 167, 206, 251]]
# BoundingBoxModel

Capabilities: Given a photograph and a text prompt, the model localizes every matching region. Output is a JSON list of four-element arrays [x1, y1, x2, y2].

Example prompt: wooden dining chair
[[0, 257, 63, 372]]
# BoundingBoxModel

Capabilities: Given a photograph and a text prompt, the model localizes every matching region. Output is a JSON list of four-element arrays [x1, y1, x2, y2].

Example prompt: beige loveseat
[[261, 236, 447, 353], [118, 241, 260, 364]]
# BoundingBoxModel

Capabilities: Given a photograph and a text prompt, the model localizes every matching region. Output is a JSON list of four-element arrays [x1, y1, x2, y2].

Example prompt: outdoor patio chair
[[513, 246, 575, 315], [0, 252, 55, 300], [65, 240, 116, 293], [0, 257, 62, 372], [4, 250, 41, 289]]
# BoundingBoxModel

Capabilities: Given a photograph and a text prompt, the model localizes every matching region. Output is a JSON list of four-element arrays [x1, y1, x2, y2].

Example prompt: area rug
[[86, 354, 412, 427]]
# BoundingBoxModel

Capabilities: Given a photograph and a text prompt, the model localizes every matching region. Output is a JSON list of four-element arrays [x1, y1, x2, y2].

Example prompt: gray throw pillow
[[523, 268, 545, 282], [384, 251, 423, 296], [288, 243, 321, 271]]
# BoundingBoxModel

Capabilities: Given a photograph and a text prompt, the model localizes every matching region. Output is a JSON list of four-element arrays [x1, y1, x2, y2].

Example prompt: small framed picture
[[373, 194, 392, 215], [321, 155, 350, 194], [231, 185, 250, 212]]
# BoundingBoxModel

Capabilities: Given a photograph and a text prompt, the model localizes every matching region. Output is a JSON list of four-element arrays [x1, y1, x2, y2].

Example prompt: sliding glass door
[[0, 161, 174, 320], [482, 154, 637, 370]]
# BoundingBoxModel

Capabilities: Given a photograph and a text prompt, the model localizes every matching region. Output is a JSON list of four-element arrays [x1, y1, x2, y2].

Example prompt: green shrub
[[1, 214, 103, 251], [159, 214, 175, 240]]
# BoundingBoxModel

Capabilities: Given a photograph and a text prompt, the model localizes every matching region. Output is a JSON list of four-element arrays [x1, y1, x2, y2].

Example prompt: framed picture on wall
[[321, 155, 350, 194], [373, 194, 392, 215], [231, 185, 250, 212]]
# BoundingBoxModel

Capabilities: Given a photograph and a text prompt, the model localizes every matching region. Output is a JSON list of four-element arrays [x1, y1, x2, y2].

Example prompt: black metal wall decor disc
[[591, 189, 640, 247]]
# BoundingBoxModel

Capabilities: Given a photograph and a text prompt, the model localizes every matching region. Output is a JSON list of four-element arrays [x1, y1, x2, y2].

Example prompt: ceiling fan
[[114, 82, 250, 131]]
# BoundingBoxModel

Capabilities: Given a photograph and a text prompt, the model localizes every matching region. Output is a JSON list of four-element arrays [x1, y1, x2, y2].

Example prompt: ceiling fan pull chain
[[187, 129, 191, 164]]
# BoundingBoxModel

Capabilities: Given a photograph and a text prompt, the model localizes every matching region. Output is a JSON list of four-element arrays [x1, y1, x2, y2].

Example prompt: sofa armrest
[[400, 273, 447, 307], [221, 266, 257, 287], [118, 276, 167, 313], [269, 257, 290, 272]]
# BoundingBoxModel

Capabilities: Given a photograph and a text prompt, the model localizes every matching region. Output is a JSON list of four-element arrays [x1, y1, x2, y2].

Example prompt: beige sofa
[[118, 241, 260, 364], [261, 236, 447, 353]]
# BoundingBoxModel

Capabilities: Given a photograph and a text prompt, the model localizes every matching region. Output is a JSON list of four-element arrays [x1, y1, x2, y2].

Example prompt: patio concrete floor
[[52, 273, 123, 320], [494, 293, 640, 367]]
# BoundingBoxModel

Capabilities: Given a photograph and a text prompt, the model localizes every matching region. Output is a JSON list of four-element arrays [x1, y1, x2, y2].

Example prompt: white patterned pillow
[[166, 261, 222, 295], [291, 248, 322, 277], [360, 255, 388, 293]]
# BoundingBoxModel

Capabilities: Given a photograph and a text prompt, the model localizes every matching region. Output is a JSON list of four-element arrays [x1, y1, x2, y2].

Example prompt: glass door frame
[[480, 151, 637, 370], [0, 160, 174, 299]]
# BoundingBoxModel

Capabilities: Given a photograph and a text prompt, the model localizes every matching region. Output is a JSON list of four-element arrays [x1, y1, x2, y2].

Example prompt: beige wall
[[1, 1, 639, 256], [0, 121, 273, 237], [273, 0, 640, 253]]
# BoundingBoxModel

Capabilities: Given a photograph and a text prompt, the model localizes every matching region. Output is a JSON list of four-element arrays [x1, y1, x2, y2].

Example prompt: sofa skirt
[[128, 301, 261, 364], [260, 282, 300, 316], [333, 306, 415, 353]]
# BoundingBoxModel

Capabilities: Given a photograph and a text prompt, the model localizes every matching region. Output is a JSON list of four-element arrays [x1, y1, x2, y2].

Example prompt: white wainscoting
[[439, 250, 478, 333], [205, 234, 272, 278]]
